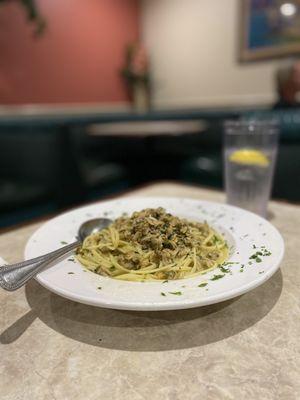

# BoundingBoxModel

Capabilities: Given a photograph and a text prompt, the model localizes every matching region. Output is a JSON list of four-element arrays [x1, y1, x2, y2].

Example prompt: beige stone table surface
[[1, 182, 299, 400]]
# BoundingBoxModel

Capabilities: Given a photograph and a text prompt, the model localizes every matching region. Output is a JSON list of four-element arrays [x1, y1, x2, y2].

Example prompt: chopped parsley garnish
[[97, 286, 102, 290], [109, 266, 116, 271], [239, 269, 244, 273], [61, 241, 68, 245], [250, 251, 263, 259], [68, 272, 74, 274], [198, 282, 208, 287], [161, 292, 166, 296], [249, 249, 269, 263], [162, 280, 168, 284], [259, 271, 265, 274], [169, 291, 182, 296], [219, 265, 230, 274], [210, 274, 225, 281], [223, 261, 239, 265], [68, 258, 75, 262], [252, 244, 257, 249]]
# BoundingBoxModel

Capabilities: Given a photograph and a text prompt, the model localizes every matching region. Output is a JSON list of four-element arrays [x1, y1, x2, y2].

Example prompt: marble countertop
[[1, 183, 299, 400]]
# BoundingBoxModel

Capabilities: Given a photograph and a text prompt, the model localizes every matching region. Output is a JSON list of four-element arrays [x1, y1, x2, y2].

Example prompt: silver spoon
[[0, 218, 112, 291]]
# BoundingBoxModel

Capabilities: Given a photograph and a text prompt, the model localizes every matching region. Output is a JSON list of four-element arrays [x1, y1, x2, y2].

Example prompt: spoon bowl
[[78, 218, 112, 242]]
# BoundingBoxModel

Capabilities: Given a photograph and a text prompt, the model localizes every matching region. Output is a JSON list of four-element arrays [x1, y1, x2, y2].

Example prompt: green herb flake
[[252, 244, 257, 249], [161, 292, 166, 296], [97, 286, 102, 290], [210, 274, 225, 281], [162, 280, 168, 284], [259, 271, 265, 274], [219, 265, 230, 274], [169, 291, 182, 296], [239, 269, 244, 273], [109, 266, 116, 272], [212, 235, 219, 244], [249, 251, 264, 263], [223, 261, 239, 265], [198, 282, 208, 287], [68, 258, 75, 262], [60, 241, 68, 245], [68, 272, 74, 274]]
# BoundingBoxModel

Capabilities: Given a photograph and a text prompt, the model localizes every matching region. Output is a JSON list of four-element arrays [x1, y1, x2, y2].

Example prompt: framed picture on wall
[[240, 0, 300, 61]]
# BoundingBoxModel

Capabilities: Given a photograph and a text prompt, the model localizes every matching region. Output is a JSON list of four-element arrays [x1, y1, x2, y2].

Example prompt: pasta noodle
[[76, 208, 228, 281]]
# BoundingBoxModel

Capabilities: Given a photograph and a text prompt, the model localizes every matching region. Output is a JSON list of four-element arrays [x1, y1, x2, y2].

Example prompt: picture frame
[[240, 0, 300, 61]]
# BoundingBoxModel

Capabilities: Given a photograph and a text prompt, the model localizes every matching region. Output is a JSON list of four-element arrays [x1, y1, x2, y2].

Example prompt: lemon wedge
[[229, 149, 269, 167]]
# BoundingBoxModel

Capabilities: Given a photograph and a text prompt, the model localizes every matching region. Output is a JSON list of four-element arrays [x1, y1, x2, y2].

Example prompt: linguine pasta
[[76, 208, 228, 281]]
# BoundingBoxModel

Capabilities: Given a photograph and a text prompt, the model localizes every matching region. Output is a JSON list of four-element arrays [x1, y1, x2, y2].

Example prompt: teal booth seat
[[0, 125, 129, 227]]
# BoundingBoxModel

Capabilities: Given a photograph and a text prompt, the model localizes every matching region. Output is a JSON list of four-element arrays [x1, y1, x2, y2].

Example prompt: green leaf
[[210, 274, 225, 281]]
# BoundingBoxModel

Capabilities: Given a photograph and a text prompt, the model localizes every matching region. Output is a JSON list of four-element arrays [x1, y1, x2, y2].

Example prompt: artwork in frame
[[240, 0, 300, 61]]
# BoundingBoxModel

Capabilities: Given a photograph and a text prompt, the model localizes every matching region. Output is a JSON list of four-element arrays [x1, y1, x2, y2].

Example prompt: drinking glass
[[224, 120, 279, 217]]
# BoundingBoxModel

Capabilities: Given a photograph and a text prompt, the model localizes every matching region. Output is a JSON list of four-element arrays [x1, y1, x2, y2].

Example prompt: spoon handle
[[0, 241, 80, 291]]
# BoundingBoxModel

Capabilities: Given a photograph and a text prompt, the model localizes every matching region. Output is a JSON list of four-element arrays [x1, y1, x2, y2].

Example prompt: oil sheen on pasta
[[76, 208, 228, 281]]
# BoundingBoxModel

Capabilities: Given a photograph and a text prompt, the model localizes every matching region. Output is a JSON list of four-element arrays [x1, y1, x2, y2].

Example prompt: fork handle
[[0, 241, 80, 291]]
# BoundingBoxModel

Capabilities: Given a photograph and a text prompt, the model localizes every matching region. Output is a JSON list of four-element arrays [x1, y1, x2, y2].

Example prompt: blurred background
[[1, 0, 300, 228]]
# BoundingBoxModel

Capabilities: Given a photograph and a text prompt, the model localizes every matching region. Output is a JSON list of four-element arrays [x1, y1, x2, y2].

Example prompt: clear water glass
[[224, 120, 279, 217]]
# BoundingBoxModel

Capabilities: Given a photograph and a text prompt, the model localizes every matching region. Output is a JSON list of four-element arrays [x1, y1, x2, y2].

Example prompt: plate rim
[[25, 196, 285, 311]]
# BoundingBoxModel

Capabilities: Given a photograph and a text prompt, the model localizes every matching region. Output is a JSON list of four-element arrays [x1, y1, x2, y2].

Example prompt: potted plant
[[0, 0, 45, 35], [121, 43, 151, 112]]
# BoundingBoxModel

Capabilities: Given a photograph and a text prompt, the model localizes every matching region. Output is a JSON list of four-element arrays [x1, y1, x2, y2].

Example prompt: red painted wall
[[0, 0, 140, 105]]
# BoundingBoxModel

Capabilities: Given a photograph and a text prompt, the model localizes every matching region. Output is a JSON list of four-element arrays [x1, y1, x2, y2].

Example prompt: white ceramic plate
[[25, 197, 284, 311]]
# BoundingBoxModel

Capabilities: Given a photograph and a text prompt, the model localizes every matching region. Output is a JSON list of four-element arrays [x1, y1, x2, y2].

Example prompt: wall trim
[[0, 102, 131, 117], [152, 94, 276, 110]]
